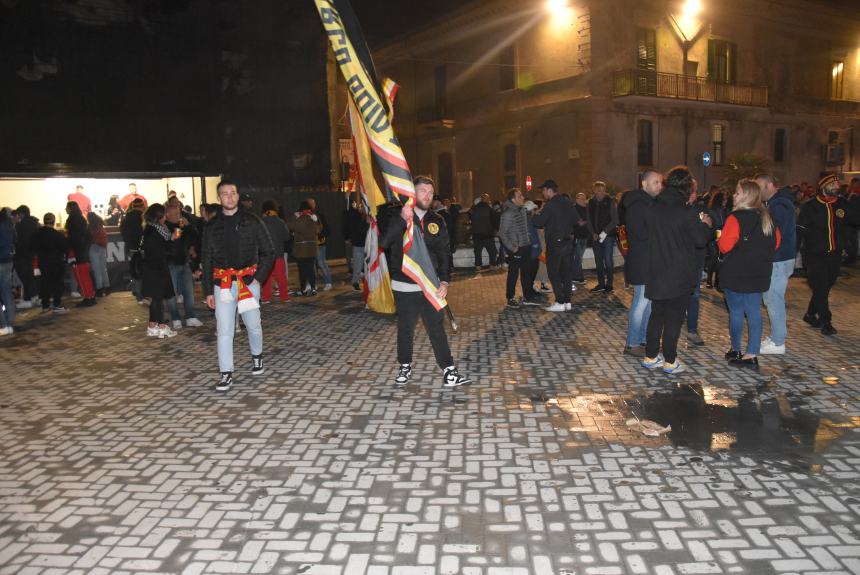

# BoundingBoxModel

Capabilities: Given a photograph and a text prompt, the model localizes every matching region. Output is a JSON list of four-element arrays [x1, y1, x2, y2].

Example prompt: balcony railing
[[612, 69, 768, 107]]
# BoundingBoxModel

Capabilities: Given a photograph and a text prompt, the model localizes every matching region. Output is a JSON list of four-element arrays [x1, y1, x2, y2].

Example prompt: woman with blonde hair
[[717, 179, 781, 368]]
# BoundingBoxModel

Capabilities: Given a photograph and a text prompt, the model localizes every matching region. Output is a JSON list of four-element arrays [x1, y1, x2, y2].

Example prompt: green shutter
[[729, 43, 737, 85], [707, 39, 716, 80]]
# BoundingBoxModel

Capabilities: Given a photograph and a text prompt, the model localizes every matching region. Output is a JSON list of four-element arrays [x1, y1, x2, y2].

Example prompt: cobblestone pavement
[[1, 264, 859, 575]]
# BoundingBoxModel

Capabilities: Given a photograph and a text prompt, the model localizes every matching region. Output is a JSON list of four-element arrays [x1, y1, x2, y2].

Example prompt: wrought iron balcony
[[612, 69, 768, 107]]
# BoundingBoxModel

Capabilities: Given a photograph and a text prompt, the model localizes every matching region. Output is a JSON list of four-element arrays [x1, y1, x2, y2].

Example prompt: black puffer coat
[[622, 188, 653, 286], [141, 225, 175, 300]]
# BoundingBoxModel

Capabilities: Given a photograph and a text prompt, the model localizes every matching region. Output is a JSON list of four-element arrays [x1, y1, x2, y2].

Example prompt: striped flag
[[314, 0, 448, 311]]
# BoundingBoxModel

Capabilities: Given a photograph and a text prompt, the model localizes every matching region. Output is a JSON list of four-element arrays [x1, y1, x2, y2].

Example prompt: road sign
[[702, 152, 712, 167], [526, 176, 532, 191]]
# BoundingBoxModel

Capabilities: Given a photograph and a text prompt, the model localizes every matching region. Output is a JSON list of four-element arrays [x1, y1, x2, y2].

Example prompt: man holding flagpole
[[381, 176, 471, 388]]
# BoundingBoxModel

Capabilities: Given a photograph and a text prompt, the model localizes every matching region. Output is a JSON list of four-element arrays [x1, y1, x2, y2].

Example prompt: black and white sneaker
[[251, 354, 265, 376], [215, 372, 234, 392], [443, 366, 472, 388], [394, 364, 412, 386], [506, 298, 521, 308]]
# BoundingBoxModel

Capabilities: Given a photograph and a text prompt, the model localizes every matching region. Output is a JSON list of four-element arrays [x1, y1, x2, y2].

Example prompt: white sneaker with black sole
[[443, 366, 472, 388], [394, 364, 412, 386], [215, 372, 234, 391], [251, 354, 265, 375]]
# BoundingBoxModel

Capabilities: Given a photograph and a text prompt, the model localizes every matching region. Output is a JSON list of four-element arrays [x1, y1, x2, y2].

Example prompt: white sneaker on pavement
[[159, 325, 178, 339], [564, 302, 572, 311], [759, 338, 785, 355], [16, 300, 33, 309], [146, 326, 161, 337], [0, 326, 13, 336], [544, 302, 566, 312], [171, 320, 183, 330], [71, 291, 81, 298], [323, 283, 333, 291], [186, 317, 203, 327]]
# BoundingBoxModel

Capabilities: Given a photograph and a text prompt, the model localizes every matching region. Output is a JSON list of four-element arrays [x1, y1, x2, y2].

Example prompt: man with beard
[[380, 176, 471, 388]]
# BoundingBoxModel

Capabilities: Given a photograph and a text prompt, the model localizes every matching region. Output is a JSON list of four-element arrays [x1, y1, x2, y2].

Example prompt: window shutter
[[707, 39, 716, 80], [729, 43, 737, 85]]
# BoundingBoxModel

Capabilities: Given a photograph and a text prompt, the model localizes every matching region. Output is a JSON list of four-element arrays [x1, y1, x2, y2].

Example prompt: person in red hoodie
[[717, 179, 781, 368]]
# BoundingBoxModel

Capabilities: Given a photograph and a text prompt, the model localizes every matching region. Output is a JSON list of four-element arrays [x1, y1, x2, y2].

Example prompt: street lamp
[[682, 0, 703, 18], [546, 0, 573, 29], [546, 0, 567, 15]]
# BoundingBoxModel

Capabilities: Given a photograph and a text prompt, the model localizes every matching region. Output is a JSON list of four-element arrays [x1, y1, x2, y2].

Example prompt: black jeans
[[645, 294, 689, 364], [149, 297, 165, 324], [546, 238, 573, 304], [805, 252, 840, 323], [845, 226, 858, 263], [505, 246, 533, 300], [473, 237, 497, 268], [297, 257, 316, 292], [14, 255, 35, 300], [393, 290, 454, 369], [39, 263, 64, 308]]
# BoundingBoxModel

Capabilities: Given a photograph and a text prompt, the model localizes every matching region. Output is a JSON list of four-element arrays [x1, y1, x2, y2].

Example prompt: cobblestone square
[[1, 264, 859, 574]]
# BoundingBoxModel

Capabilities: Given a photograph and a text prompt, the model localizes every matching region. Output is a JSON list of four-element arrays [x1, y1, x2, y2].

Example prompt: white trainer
[[759, 338, 785, 355], [186, 318, 203, 327], [171, 320, 183, 330], [564, 303, 572, 311], [544, 302, 566, 312]]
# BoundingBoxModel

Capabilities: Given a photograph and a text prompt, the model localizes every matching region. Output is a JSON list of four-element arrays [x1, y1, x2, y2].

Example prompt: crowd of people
[[490, 169, 859, 374], [1, 171, 858, 389]]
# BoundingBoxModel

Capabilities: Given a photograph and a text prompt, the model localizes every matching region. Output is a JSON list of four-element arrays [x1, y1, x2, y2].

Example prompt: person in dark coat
[[572, 193, 590, 283], [622, 169, 662, 356], [469, 194, 497, 269], [121, 198, 146, 303], [141, 204, 177, 339], [532, 179, 576, 311], [260, 199, 291, 303], [65, 201, 96, 307], [13, 205, 39, 307], [31, 213, 68, 312], [291, 202, 321, 296], [586, 182, 619, 293], [642, 166, 712, 374], [345, 202, 370, 289]]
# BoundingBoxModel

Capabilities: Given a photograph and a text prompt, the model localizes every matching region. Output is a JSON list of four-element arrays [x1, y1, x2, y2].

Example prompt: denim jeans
[[316, 245, 332, 285], [687, 266, 703, 333], [572, 238, 587, 281], [215, 281, 262, 373], [167, 263, 197, 321], [0, 262, 15, 327], [593, 235, 615, 288], [352, 246, 365, 285], [762, 259, 794, 346], [626, 284, 652, 347], [89, 244, 110, 290], [724, 289, 763, 355]]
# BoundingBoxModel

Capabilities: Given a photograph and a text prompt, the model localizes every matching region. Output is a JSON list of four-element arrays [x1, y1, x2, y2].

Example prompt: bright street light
[[682, 0, 703, 17], [546, 0, 567, 15]]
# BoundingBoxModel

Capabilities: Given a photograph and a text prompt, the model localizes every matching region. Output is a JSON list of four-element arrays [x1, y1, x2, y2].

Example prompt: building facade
[[368, 0, 860, 202]]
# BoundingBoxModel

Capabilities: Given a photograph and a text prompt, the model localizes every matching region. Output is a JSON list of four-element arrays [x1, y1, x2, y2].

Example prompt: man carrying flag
[[381, 176, 471, 388]]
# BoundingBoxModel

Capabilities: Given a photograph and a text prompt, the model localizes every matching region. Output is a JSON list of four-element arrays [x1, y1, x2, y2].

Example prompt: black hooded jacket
[[622, 188, 653, 285]]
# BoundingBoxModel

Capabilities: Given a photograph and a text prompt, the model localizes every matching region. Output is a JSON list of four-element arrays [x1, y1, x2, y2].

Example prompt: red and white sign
[[525, 176, 532, 191]]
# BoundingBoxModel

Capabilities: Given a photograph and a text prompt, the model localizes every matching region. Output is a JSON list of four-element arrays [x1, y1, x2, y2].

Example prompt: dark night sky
[[351, 0, 477, 46]]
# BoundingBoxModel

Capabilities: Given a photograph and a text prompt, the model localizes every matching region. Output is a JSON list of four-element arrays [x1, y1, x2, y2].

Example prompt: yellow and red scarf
[[213, 265, 259, 313]]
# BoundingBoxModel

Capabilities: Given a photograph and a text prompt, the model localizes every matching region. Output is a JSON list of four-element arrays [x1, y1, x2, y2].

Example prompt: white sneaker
[[146, 326, 161, 337], [0, 326, 13, 336], [323, 283, 333, 291], [171, 320, 183, 330], [564, 302, 572, 311], [159, 325, 178, 338], [185, 317, 203, 327], [759, 338, 785, 355], [71, 291, 81, 298], [544, 302, 566, 312], [17, 300, 33, 309], [570, 284, 578, 293]]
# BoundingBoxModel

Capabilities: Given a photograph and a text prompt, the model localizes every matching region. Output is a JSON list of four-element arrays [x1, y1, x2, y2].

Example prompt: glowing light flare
[[682, 0, 703, 17], [545, 0, 574, 30]]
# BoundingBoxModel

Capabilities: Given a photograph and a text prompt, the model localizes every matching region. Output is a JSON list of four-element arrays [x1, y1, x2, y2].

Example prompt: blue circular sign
[[702, 152, 712, 167]]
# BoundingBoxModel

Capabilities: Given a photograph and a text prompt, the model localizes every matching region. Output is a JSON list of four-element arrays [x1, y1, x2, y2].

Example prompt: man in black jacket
[[572, 193, 590, 283], [380, 176, 471, 388], [798, 174, 859, 335], [532, 179, 576, 312], [30, 213, 68, 313], [120, 198, 146, 304], [13, 205, 39, 308], [202, 180, 275, 392], [642, 167, 712, 374], [586, 182, 619, 293], [623, 169, 662, 356], [470, 194, 497, 270]]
